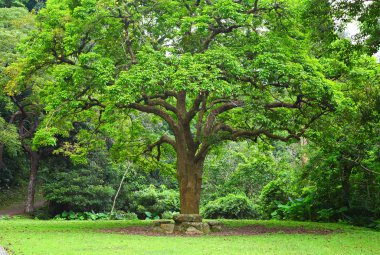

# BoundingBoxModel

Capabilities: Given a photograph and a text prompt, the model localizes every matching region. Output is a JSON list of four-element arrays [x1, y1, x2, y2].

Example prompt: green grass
[[0, 219, 379, 255]]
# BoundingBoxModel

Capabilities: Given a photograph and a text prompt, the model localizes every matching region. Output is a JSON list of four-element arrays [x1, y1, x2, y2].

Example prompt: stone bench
[[153, 215, 224, 234]]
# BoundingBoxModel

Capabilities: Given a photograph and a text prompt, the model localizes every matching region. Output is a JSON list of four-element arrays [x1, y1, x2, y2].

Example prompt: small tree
[[12, 0, 336, 215]]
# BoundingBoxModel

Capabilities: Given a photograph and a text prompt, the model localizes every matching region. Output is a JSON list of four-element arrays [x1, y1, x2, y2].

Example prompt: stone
[[173, 214, 202, 223], [185, 226, 203, 235], [207, 221, 223, 232], [174, 221, 210, 234], [152, 221, 175, 233], [160, 223, 174, 233], [153, 220, 172, 227]]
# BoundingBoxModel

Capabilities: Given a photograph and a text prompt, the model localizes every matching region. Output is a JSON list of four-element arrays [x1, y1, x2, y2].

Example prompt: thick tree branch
[[211, 110, 328, 143], [9, 111, 22, 124], [265, 102, 299, 109], [195, 93, 208, 143], [248, 0, 266, 14], [136, 91, 178, 103], [265, 95, 305, 109], [10, 96, 27, 118], [194, 142, 210, 163], [203, 24, 241, 51], [128, 103, 179, 133], [176, 90, 187, 117], [145, 134, 176, 161], [146, 98, 178, 115], [186, 91, 206, 122], [205, 100, 244, 135]]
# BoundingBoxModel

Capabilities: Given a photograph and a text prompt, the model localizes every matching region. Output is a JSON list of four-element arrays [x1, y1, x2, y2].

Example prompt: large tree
[[11, 0, 336, 215], [0, 6, 46, 213]]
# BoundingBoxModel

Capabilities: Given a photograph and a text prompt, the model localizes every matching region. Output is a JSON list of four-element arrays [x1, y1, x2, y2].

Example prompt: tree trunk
[[25, 151, 40, 214], [177, 153, 204, 214], [342, 164, 352, 209]]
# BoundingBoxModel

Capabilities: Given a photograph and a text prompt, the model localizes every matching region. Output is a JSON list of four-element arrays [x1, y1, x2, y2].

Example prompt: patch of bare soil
[[0, 200, 45, 216], [101, 225, 335, 237], [211, 225, 335, 236]]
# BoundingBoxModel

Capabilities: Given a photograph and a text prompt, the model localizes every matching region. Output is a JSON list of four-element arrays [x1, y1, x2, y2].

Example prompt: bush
[[54, 211, 138, 221], [272, 196, 314, 221], [130, 185, 179, 219], [32, 206, 53, 220], [258, 180, 288, 219], [112, 211, 139, 220], [42, 158, 116, 213], [201, 193, 256, 219], [161, 211, 179, 219]]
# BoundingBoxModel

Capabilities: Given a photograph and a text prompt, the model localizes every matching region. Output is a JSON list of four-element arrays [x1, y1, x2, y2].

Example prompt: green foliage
[[53, 211, 139, 221], [202, 141, 283, 205], [0, 215, 12, 220], [42, 156, 116, 213], [0, 7, 33, 87], [161, 211, 179, 220], [0, 118, 21, 157], [52, 211, 136, 221], [332, 0, 380, 54], [143, 211, 160, 220], [273, 196, 314, 221], [258, 180, 288, 219], [130, 185, 179, 219], [201, 193, 256, 219], [1, 0, 378, 229], [114, 211, 138, 221], [0, 0, 38, 9]]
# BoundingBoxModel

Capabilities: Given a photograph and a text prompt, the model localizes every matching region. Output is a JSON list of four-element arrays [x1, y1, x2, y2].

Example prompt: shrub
[[272, 195, 314, 221], [161, 211, 179, 220], [258, 180, 288, 219], [32, 206, 53, 220], [130, 185, 179, 219], [201, 193, 256, 219], [54, 211, 138, 221], [44, 167, 115, 212], [42, 156, 116, 213]]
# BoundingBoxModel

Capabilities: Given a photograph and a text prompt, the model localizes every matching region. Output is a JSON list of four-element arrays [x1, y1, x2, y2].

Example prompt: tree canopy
[[2, 0, 379, 218]]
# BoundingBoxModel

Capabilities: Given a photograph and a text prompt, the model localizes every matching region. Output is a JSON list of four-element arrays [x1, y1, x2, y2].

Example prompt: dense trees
[[10, 0, 338, 215], [0, 6, 44, 213], [0, 0, 378, 225]]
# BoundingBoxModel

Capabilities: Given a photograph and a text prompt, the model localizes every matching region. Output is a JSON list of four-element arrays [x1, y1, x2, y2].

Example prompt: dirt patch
[[0, 200, 45, 217], [211, 225, 335, 236], [101, 225, 336, 237]]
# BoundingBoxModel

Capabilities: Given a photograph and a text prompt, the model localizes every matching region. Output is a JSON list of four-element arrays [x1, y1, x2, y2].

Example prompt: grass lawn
[[0, 219, 379, 255]]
